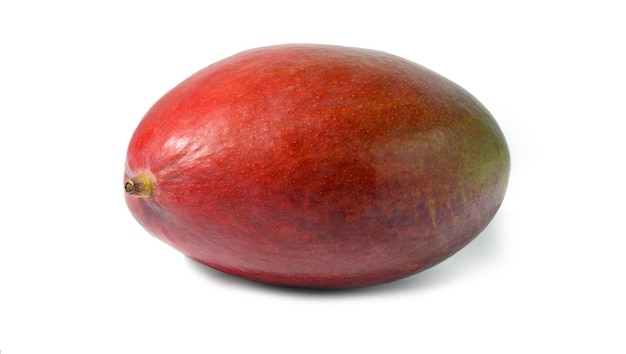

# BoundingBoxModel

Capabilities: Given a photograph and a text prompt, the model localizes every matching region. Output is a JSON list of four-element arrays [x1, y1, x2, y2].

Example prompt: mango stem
[[124, 173, 154, 198]]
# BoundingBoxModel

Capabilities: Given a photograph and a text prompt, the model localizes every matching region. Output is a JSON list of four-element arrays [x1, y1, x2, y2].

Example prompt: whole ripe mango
[[124, 44, 510, 288]]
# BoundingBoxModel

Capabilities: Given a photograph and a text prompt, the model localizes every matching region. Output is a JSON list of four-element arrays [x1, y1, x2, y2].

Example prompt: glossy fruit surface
[[124, 44, 510, 288]]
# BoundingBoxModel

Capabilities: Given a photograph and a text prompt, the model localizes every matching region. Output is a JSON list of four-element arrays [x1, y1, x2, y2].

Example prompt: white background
[[1, 1, 624, 353]]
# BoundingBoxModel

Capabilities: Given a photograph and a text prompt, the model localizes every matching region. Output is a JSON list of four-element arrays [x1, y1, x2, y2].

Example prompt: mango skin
[[124, 44, 510, 288]]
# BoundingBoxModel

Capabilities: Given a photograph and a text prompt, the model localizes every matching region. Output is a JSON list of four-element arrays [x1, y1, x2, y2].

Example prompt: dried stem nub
[[124, 173, 154, 198]]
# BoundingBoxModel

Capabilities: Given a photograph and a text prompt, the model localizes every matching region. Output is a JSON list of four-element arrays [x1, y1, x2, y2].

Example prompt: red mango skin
[[124, 44, 510, 289]]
